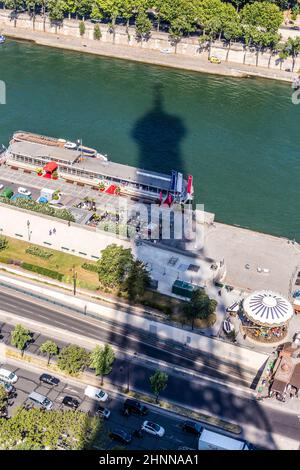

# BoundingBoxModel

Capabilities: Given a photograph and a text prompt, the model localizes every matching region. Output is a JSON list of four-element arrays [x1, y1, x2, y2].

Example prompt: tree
[[135, 9, 152, 42], [96, 244, 134, 289], [282, 36, 300, 71], [0, 385, 8, 415], [89, 344, 115, 385], [48, 0, 65, 22], [149, 370, 168, 403], [11, 324, 31, 355], [25, 0, 42, 29], [39, 340, 59, 365], [240, 1, 283, 34], [57, 344, 89, 375], [100, 0, 123, 44], [79, 19, 85, 36], [183, 289, 217, 330], [123, 259, 151, 301], [94, 23, 102, 39]]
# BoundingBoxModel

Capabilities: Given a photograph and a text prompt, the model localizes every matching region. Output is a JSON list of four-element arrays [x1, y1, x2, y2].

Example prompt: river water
[[0, 39, 299, 240]]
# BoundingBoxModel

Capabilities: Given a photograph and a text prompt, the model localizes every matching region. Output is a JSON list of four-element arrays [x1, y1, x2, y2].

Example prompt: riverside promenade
[[1, 24, 297, 83]]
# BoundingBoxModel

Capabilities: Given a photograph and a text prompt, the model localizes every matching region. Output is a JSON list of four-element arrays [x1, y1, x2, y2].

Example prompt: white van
[[28, 391, 53, 410], [84, 385, 108, 402], [0, 368, 18, 384], [198, 428, 250, 450]]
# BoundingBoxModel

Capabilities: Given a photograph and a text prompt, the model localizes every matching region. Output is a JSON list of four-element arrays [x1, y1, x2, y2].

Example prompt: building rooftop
[[9, 140, 81, 164]]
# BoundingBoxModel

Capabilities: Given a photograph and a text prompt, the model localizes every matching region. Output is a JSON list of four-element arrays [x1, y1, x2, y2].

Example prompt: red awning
[[43, 162, 58, 173]]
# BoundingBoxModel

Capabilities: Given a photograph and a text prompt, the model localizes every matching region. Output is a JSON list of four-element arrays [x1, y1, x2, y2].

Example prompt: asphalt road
[[0, 289, 300, 449], [1, 362, 200, 451]]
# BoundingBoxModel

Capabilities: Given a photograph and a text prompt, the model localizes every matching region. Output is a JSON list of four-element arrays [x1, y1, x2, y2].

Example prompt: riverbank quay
[[0, 22, 297, 84]]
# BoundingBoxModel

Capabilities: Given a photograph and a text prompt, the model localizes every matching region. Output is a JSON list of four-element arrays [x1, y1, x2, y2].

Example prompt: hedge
[[81, 262, 98, 273], [21, 263, 64, 281]]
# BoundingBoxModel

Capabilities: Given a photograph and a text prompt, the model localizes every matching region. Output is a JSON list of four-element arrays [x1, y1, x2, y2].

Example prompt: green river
[[0, 39, 299, 240]]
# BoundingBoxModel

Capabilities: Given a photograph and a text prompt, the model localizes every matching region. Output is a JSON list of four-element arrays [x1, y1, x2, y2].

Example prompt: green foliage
[[89, 344, 115, 384], [0, 236, 8, 251], [57, 344, 90, 375], [123, 259, 151, 301], [40, 340, 59, 364], [94, 23, 102, 40], [135, 9, 152, 40], [0, 407, 101, 450], [25, 246, 53, 259], [149, 370, 168, 403], [97, 244, 134, 289], [183, 288, 217, 330], [21, 262, 64, 281], [0, 385, 8, 414], [79, 20, 86, 36], [81, 262, 98, 272], [0, 196, 75, 222], [11, 324, 31, 352]]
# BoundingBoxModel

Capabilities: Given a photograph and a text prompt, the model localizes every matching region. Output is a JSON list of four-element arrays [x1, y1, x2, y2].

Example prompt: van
[[198, 428, 250, 450], [84, 385, 108, 402], [123, 399, 148, 416], [0, 368, 18, 384], [28, 391, 53, 410]]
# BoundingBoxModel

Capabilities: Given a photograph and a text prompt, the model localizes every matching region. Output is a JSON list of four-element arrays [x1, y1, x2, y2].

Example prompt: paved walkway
[[1, 24, 297, 83]]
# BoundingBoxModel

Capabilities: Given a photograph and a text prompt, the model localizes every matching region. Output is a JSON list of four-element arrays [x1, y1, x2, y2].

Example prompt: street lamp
[[26, 220, 31, 241], [71, 265, 77, 296]]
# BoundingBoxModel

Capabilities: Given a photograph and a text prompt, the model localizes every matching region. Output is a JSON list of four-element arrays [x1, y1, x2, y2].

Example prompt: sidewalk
[[1, 24, 297, 83]]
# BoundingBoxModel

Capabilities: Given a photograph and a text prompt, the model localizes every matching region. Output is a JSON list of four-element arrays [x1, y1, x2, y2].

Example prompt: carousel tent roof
[[243, 291, 293, 326]]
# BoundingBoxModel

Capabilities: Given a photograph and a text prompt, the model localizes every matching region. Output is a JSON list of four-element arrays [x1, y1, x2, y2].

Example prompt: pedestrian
[[53, 228, 56, 234], [49, 230, 52, 236], [68, 221, 71, 227]]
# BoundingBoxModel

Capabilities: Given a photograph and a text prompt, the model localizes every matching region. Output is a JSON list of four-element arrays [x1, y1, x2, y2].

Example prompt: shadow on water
[[131, 83, 186, 176]]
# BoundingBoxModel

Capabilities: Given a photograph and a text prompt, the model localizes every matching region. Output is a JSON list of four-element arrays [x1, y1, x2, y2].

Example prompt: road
[[0, 361, 200, 451], [0, 288, 300, 449]]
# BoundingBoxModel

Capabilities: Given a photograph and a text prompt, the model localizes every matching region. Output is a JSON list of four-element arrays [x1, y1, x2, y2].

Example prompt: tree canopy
[[183, 289, 217, 330], [57, 344, 90, 375], [89, 344, 115, 384]]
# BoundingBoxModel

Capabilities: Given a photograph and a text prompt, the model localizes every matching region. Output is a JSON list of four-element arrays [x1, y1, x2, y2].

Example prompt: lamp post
[[26, 220, 31, 241]]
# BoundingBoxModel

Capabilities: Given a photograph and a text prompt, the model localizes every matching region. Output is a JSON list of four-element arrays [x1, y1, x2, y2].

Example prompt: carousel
[[241, 290, 294, 343]]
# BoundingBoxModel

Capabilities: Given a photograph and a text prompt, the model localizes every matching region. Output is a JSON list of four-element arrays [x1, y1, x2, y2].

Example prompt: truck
[[198, 428, 251, 450]]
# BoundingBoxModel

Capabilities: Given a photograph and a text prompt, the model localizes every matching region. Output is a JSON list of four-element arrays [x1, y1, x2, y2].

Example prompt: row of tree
[[3, 1, 300, 67], [10, 325, 169, 401]]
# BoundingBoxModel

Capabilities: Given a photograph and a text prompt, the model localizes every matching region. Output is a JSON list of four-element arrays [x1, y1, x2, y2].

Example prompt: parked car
[[181, 420, 203, 435], [209, 56, 221, 64], [18, 187, 31, 196], [62, 396, 79, 409], [160, 48, 173, 54], [95, 405, 111, 419], [123, 399, 148, 416], [28, 391, 53, 410], [0, 368, 18, 384], [109, 428, 132, 444], [39, 374, 60, 386], [142, 421, 165, 437], [84, 385, 108, 402]]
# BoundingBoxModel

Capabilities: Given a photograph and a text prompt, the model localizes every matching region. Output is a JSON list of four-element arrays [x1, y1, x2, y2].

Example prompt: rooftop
[[9, 140, 81, 164]]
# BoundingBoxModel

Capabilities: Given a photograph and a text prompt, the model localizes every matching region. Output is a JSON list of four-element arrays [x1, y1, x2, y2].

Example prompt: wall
[[1, 10, 299, 72]]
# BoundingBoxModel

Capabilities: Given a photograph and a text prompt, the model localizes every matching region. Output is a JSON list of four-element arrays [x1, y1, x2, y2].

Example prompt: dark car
[[181, 420, 203, 435], [109, 428, 132, 444], [39, 374, 60, 386], [62, 396, 79, 409], [123, 399, 148, 416], [95, 405, 110, 419]]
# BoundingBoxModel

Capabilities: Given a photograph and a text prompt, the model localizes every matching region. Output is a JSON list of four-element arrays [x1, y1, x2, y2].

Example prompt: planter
[[37, 173, 42, 177], [52, 177, 58, 180]]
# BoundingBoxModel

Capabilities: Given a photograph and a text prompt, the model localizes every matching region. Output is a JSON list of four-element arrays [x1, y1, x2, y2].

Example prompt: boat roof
[[9, 140, 175, 191], [9, 140, 81, 164]]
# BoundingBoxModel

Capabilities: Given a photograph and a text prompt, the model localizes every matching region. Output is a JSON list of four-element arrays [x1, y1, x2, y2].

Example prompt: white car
[[0, 367, 18, 384], [142, 420, 165, 437], [84, 385, 108, 402], [160, 48, 173, 54], [18, 187, 31, 196]]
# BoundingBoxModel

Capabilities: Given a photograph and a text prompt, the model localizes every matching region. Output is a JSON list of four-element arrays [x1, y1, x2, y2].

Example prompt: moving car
[[123, 399, 148, 416], [209, 56, 221, 64], [181, 420, 203, 435], [198, 428, 251, 450], [109, 428, 132, 444], [0, 368, 18, 384], [39, 374, 60, 386], [28, 391, 53, 410], [62, 396, 79, 409], [95, 405, 111, 419], [142, 421, 165, 437], [18, 187, 31, 196], [84, 385, 108, 402]]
